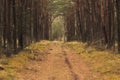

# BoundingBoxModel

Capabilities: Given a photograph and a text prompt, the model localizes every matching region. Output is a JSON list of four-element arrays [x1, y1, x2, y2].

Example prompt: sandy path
[[17, 42, 101, 80]]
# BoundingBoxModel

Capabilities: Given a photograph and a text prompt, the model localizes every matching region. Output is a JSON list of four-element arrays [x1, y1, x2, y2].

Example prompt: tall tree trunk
[[12, 0, 17, 52], [116, 0, 120, 52]]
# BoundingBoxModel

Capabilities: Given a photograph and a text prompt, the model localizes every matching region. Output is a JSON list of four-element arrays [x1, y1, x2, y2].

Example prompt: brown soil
[[17, 42, 102, 80]]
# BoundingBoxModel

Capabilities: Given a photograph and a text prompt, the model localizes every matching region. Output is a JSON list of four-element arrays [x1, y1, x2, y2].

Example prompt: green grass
[[66, 42, 120, 80]]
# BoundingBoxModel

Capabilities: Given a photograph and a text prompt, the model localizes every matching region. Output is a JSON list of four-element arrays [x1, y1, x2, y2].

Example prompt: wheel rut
[[18, 42, 102, 80], [63, 48, 79, 80]]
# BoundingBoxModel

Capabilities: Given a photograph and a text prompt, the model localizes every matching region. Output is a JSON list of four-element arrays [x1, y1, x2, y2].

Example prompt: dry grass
[[0, 40, 51, 80], [66, 42, 120, 80]]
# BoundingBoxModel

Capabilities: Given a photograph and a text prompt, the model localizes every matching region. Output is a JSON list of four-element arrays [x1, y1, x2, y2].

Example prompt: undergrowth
[[0, 40, 51, 80], [66, 42, 120, 80]]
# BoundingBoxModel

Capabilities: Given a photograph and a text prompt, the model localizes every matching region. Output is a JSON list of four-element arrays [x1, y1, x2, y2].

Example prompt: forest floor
[[0, 41, 120, 80]]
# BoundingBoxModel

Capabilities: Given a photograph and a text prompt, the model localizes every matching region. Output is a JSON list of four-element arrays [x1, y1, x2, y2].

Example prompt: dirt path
[[17, 42, 101, 80]]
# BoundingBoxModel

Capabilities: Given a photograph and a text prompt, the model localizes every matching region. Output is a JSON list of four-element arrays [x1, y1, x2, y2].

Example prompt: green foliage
[[52, 16, 64, 40], [49, 0, 74, 17]]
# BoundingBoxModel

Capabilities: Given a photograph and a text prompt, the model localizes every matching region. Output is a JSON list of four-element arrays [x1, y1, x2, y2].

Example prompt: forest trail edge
[[17, 41, 101, 80]]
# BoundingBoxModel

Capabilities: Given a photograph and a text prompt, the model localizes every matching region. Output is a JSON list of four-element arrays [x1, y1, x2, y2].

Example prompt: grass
[[66, 41, 120, 80], [0, 40, 51, 80]]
